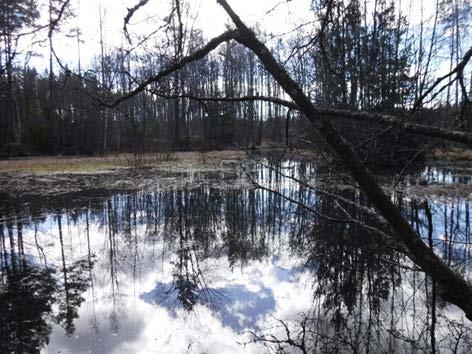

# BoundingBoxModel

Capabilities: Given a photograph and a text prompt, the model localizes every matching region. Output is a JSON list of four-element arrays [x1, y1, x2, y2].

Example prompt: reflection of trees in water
[[102, 172, 406, 336], [90, 185, 279, 313], [0, 266, 56, 353], [309, 189, 398, 314], [244, 163, 472, 353], [2, 161, 472, 352], [291, 188, 402, 353], [0, 229, 56, 354], [54, 214, 92, 336], [153, 189, 228, 311], [224, 188, 273, 267], [0, 215, 55, 353], [0, 212, 93, 352]]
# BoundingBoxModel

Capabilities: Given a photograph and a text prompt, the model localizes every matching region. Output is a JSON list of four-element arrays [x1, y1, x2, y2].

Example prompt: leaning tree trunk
[[106, 0, 472, 322], [217, 0, 472, 320]]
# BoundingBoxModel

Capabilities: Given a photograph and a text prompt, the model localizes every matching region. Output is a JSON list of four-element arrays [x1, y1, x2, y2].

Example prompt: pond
[[1, 158, 472, 353]]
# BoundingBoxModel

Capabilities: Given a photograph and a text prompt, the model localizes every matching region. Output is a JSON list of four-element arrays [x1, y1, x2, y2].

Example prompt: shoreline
[[1, 149, 471, 199]]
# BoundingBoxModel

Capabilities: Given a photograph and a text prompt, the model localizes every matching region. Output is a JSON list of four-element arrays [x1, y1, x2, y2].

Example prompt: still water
[[1, 159, 472, 353]]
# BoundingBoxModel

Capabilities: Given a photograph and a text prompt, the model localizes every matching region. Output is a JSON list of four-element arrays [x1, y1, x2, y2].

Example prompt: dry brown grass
[[0, 150, 248, 174], [0, 156, 122, 173], [431, 148, 472, 161]]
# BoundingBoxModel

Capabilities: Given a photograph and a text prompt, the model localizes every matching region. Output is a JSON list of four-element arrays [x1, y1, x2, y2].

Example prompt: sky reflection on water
[[2, 160, 472, 353]]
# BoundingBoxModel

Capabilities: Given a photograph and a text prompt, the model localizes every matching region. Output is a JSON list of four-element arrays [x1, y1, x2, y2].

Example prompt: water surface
[[1, 159, 472, 353]]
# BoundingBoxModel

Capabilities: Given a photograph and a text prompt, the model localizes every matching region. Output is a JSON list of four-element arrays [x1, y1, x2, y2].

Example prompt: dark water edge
[[1, 158, 472, 353]]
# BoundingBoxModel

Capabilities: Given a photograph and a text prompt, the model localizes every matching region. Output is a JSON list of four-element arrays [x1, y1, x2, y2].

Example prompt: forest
[[0, 0, 469, 157], [1, 0, 472, 353]]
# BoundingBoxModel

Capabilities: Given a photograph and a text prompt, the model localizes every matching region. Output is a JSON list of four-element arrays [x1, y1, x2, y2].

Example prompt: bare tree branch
[[48, 0, 72, 38], [413, 46, 472, 111], [123, 0, 150, 44], [109, 30, 238, 108]]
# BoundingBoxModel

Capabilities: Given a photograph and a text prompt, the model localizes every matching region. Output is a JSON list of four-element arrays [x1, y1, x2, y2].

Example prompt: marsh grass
[[0, 157, 124, 174], [432, 148, 472, 161], [0, 150, 246, 174]]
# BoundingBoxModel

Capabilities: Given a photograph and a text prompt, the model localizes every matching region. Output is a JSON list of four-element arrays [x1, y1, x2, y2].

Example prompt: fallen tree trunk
[[322, 109, 472, 147], [152, 92, 472, 147]]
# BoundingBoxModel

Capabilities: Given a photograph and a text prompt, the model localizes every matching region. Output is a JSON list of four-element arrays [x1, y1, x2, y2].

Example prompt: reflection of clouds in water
[[141, 282, 276, 331], [9, 183, 317, 353], [41, 254, 312, 353], [44, 294, 269, 354], [272, 255, 303, 283], [44, 303, 147, 354], [220, 284, 275, 331], [5, 162, 472, 353]]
